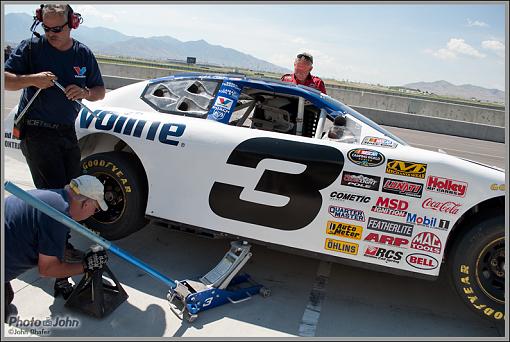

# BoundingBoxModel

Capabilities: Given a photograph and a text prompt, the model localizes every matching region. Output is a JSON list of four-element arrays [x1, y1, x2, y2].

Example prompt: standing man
[[5, 4, 105, 189], [4, 4, 106, 298], [4, 175, 109, 320], [281, 52, 327, 94]]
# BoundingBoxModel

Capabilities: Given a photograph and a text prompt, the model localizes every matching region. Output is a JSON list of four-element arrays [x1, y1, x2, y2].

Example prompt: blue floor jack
[[4, 181, 270, 322], [168, 240, 271, 322]]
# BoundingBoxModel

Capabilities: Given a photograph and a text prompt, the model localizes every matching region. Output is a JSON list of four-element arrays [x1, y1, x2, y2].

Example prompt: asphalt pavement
[[2, 90, 507, 337]]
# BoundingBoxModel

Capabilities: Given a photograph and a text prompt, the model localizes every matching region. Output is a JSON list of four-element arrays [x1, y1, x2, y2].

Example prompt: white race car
[[4, 74, 505, 324]]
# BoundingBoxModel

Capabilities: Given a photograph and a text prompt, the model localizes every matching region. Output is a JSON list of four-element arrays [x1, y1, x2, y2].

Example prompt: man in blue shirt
[[4, 175, 109, 320], [5, 4, 106, 298], [5, 4, 105, 189]]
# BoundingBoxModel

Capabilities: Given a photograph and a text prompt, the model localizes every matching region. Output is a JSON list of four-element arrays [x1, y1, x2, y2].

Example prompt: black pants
[[5, 282, 14, 318], [20, 125, 81, 189]]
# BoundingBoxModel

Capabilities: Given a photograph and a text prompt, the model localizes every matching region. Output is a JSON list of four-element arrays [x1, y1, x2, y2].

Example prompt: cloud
[[467, 18, 488, 27], [292, 37, 307, 44], [74, 5, 119, 23], [482, 40, 505, 58], [426, 38, 485, 59]]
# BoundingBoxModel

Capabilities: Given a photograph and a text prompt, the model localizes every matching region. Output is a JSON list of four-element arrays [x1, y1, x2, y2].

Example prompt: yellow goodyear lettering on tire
[[82, 159, 131, 193], [324, 238, 358, 255], [458, 265, 504, 320]]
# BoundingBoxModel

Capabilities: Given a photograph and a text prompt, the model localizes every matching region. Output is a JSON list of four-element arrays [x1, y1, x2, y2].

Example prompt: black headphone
[[35, 4, 83, 29]]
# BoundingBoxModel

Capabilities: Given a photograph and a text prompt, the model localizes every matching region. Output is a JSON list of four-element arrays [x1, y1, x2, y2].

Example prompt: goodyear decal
[[79, 109, 185, 146], [386, 159, 427, 179], [324, 238, 359, 255], [326, 221, 363, 240]]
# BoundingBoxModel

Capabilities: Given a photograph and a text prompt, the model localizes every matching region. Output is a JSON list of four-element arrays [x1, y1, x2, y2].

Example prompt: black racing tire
[[446, 213, 505, 324], [80, 152, 148, 240]]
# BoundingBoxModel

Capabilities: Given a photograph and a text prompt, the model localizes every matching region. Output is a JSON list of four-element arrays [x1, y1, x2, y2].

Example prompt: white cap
[[69, 175, 108, 211]]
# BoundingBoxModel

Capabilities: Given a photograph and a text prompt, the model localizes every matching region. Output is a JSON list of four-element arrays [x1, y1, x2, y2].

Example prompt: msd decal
[[411, 232, 442, 254], [426, 176, 468, 197], [406, 253, 439, 270], [422, 198, 461, 215], [79, 109, 185, 146], [371, 196, 409, 217]]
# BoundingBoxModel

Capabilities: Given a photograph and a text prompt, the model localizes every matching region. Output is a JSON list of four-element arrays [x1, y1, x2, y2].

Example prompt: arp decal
[[347, 148, 385, 167], [209, 137, 344, 230], [328, 205, 365, 222], [382, 178, 423, 198], [367, 217, 414, 237], [411, 232, 442, 254], [79, 109, 185, 146], [422, 198, 461, 215], [364, 246, 403, 264], [361, 136, 398, 148], [329, 191, 371, 203], [406, 253, 438, 270], [324, 238, 359, 255], [326, 221, 363, 240], [406, 213, 450, 230], [371, 196, 409, 217], [341, 171, 380, 191], [364, 233, 409, 248], [385, 159, 427, 179], [426, 176, 468, 197]]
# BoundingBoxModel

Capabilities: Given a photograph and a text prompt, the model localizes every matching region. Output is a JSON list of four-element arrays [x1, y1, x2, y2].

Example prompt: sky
[[3, 2, 507, 91]]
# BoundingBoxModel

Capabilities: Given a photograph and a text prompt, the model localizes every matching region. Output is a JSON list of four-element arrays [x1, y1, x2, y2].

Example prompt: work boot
[[54, 278, 74, 300], [64, 242, 84, 263]]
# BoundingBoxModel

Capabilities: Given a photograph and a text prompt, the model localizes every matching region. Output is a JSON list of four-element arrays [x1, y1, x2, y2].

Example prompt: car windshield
[[321, 94, 408, 146]]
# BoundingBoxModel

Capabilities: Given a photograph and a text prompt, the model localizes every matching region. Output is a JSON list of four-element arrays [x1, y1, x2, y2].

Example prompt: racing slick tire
[[446, 212, 505, 325], [80, 152, 148, 240]]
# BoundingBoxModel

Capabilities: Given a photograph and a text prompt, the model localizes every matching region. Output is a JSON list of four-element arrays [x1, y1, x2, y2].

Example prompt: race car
[[4, 74, 505, 324]]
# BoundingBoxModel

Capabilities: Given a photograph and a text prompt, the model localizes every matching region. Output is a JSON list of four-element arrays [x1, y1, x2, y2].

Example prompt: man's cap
[[69, 175, 108, 211], [297, 52, 313, 64]]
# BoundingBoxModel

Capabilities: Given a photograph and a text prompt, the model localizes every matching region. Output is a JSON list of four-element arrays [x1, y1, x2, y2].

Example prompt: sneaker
[[64, 242, 84, 263]]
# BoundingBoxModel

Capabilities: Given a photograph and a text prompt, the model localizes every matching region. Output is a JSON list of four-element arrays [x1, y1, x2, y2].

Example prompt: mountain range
[[4, 13, 290, 74], [404, 80, 505, 104], [5, 13, 504, 103]]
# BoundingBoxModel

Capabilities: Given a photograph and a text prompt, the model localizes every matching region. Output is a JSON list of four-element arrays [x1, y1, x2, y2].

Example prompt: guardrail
[[102, 75, 505, 143]]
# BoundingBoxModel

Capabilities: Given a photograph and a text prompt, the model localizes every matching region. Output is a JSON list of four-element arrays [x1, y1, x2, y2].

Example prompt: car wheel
[[80, 152, 148, 240], [447, 213, 505, 324]]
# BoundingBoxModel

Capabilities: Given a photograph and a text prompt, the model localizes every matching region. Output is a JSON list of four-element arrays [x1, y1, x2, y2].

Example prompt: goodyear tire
[[80, 152, 148, 240], [447, 213, 505, 324]]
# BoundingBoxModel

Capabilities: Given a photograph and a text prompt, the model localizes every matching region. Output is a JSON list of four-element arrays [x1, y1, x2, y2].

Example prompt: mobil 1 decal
[[347, 148, 385, 167], [207, 80, 242, 124], [382, 177, 423, 198], [341, 171, 380, 191], [209, 137, 344, 230]]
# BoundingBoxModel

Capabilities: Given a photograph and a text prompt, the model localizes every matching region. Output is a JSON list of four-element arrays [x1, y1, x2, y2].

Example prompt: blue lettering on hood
[[79, 109, 185, 146]]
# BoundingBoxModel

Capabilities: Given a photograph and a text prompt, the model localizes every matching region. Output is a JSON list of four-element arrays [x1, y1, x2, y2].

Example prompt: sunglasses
[[42, 22, 68, 33], [297, 54, 313, 63]]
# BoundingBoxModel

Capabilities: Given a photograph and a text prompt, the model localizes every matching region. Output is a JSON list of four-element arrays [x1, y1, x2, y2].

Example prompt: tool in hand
[[4, 181, 269, 322], [52, 79, 99, 118]]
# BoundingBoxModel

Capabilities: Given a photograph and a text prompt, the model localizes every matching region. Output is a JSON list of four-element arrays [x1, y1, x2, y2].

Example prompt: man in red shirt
[[281, 52, 327, 94]]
